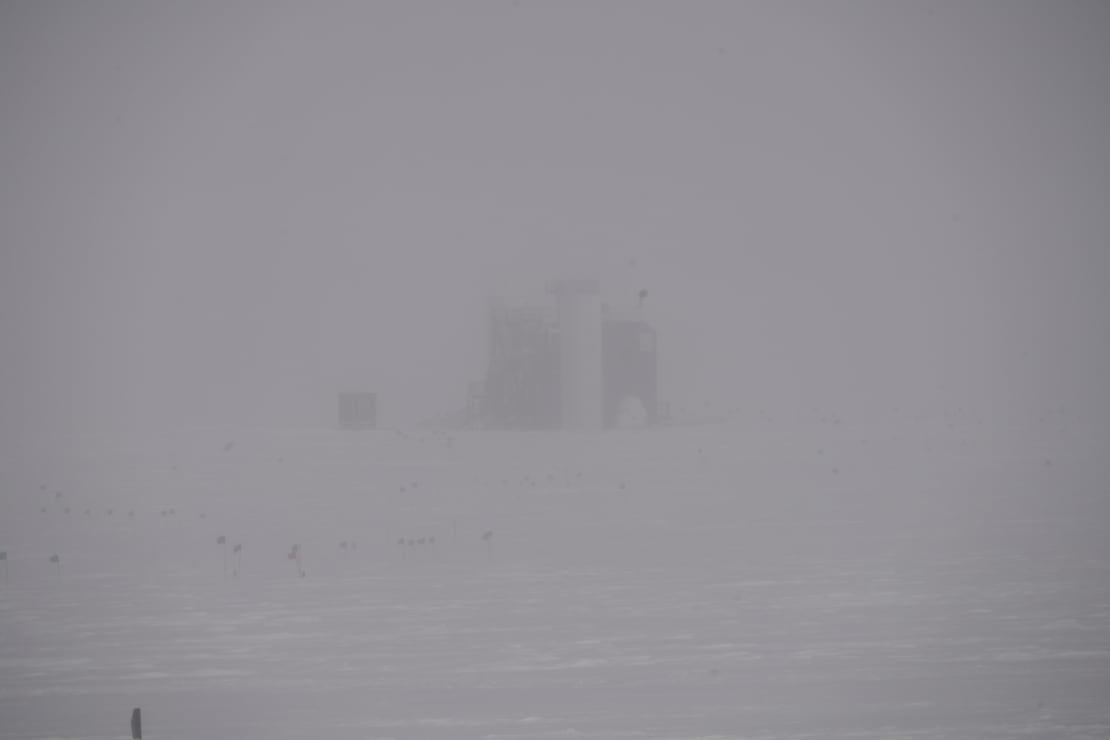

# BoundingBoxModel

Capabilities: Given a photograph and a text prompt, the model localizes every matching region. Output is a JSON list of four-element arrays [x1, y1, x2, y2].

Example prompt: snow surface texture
[[1, 422, 1108, 739]]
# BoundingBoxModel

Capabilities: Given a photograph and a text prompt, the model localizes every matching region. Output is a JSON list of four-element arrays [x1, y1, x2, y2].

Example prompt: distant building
[[479, 282, 657, 430], [337, 392, 376, 429]]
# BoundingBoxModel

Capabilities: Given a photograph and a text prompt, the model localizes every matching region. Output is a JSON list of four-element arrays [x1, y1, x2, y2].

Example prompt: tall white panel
[[552, 281, 603, 430]]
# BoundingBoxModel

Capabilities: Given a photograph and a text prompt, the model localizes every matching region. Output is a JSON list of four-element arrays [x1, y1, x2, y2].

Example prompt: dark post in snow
[[0, 551, 7, 585], [50, 554, 60, 577], [217, 536, 227, 578], [482, 530, 494, 562], [130, 707, 141, 739]]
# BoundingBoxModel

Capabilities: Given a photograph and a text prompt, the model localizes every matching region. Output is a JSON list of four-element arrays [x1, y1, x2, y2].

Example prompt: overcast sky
[[2, 1, 1108, 454]]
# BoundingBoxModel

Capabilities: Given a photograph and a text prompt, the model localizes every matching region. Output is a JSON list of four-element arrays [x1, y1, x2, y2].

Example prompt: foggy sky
[[2, 1, 1108, 456]]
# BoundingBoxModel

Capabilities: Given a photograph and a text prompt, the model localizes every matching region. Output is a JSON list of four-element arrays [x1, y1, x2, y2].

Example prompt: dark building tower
[[483, 301, 561, 429]]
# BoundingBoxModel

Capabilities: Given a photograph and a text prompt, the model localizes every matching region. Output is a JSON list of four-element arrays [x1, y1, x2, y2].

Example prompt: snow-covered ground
[[1, 422, 1108, 739]]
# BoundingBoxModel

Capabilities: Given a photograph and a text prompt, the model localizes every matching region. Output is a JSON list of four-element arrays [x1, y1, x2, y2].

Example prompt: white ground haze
[[2, 420, 1109, 738]]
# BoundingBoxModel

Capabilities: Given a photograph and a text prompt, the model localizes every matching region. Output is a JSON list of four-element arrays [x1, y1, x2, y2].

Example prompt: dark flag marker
[[482, 530, 494, 561], [49, 554, 60, 577], [1, 551, 7, 585], [233, 544, 242, 577], [289, 544, 303, 577], [130, 707, 141, 739]]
